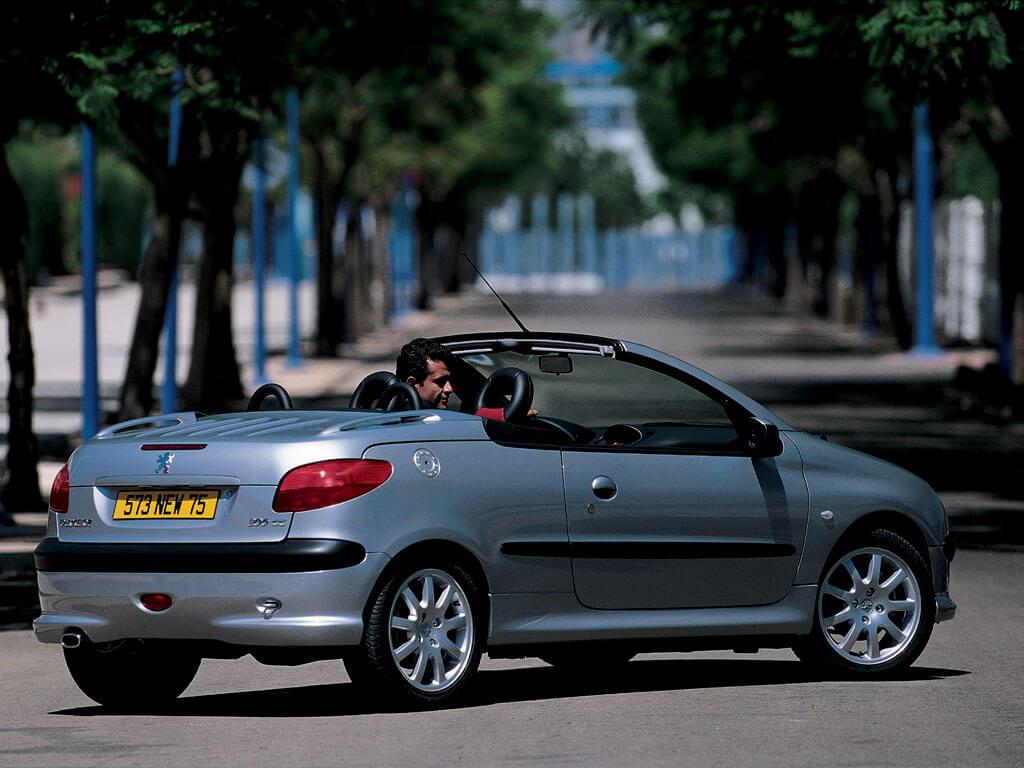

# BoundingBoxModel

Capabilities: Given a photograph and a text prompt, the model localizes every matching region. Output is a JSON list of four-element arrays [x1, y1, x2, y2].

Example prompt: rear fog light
[[140, 593, 173, 612]]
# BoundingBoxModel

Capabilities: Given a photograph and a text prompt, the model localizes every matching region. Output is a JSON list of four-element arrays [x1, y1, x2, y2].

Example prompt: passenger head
[[396, 338, 455, 409]]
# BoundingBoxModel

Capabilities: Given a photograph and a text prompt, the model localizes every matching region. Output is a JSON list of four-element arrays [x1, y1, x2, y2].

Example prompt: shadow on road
[[52, 657, 968, 718]]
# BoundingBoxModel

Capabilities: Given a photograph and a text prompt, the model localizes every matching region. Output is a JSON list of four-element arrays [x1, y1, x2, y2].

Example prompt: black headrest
[[349, 371, 401, 409], [471, 367, 534, 423], [379, 382, 423, 411]]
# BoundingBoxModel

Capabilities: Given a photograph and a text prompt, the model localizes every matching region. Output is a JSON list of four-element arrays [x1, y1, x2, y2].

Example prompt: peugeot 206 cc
[[35, 332, 956, 708]]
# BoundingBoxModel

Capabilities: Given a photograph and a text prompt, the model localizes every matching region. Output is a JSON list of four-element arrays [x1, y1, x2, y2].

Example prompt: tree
[[302, 0, 573, 348], [860, 1, 1024, 380], [54, 2, 372, 414], [586, 1, 999, 346], [396, 2, 572, 305], [0, 7, 78, 514], [589, 2, 878, 310]]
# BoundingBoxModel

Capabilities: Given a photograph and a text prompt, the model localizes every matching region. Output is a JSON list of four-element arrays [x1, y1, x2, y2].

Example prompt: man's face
[[409, 357, 453, 409]]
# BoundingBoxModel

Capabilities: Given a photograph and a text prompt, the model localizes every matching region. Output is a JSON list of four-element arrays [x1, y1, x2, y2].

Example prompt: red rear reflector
[[140, 593, 173, 612], [49, 464, 70, 514], [273, 459, 393, 512], [140, 444, 207, 451]]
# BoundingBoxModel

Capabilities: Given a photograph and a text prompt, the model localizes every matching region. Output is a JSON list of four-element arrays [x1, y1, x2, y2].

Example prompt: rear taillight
[[49, 464, 70, 513], [272, 459, 393, 512]]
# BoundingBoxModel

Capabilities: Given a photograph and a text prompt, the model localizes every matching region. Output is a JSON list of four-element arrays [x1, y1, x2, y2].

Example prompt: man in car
[[396, 337, 455, 410]]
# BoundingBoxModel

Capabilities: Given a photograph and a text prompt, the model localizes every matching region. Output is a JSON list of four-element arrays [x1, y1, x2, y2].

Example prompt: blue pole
[[161, 71, 184, 412], [911, 104, 941, 355], [253, 129, 268, 384], [285, 88, 303, 368], [81, 124, 100, 439]]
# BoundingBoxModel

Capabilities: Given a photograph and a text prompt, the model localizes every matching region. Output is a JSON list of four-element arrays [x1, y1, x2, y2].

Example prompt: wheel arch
[[819, 509, 931, 584], [361, 539, 491, 644]]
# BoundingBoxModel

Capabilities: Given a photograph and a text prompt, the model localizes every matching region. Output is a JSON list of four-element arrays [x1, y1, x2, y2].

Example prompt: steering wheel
[[471, 367, 533, 423], [530, 416, 578, 443], [350, 371, 401, 409], [246, 382, 294, 411], [378, 382, 423, 412], [531, 415, 583, 443]]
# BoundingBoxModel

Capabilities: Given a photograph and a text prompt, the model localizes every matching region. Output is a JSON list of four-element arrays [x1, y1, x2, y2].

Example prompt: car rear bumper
[[33, 548, 389, 647], [34, 537, 366, 572]]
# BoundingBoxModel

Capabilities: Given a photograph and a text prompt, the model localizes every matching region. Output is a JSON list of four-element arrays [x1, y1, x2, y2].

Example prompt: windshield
[[454, 349, 734, 431]]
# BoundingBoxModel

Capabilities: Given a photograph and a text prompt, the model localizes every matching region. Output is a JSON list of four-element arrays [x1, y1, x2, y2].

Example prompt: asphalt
[[2, 275, 1021, 628]]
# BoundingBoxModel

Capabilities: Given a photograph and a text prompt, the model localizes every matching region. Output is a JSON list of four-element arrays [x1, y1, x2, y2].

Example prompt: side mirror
[[747, 417, 782, 457]]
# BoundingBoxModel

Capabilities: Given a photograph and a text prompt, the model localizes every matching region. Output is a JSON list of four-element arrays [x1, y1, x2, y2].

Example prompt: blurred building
[[541, 0, 666, 196]]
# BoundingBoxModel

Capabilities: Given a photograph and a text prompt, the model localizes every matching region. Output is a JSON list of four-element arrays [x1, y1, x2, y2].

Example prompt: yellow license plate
[[113, 490, 219, 520]]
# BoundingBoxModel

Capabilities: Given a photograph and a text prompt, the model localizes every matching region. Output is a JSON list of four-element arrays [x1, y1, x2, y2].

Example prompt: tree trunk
[[117, 184, 188, 420], [871, 169, 913, 350], [182, 126, 247, 412], [415, 198, 439, 311], [854, 192, 882, 335], [998, 146, 1024, 384], [734, 194, 787, 297], [115, 102, 201, 419], [313, 144, 343, 356], [342, 204, 363, 342], [0, 144, 44, 513], [370, 201, 392, 329], [796, 173, 842, 317]]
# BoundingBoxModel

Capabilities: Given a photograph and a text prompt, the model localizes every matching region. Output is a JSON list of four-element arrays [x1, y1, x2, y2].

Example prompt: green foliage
[[7, 139, 66, 282], [359, 1, 572, 218], [96, 152, 151, 277], [945, 135, 1000, 201], [293, 0, 576, 234], [587, 0, 1021, 223], [862, 1, 1010, 102], [8, 129, 152, 282], [541, 135, 651, 229]]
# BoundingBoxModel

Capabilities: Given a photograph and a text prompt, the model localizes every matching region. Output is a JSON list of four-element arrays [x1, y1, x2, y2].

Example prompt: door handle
[[591, 475, 617, 500]]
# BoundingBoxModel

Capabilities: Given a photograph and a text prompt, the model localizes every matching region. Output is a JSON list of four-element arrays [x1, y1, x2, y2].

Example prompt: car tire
[[64, 639, 201, 709], [352, 561, 484, 707], [793, 529, 935, 676]]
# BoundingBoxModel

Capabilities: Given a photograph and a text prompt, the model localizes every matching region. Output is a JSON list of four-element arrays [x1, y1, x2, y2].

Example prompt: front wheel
[[64, 639, 201, 709], [348, 562, 483, 707], [793, 529, 935, 676]]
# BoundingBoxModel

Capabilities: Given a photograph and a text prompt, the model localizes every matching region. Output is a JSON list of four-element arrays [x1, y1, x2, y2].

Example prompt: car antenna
[[462, 253, 530, 333]]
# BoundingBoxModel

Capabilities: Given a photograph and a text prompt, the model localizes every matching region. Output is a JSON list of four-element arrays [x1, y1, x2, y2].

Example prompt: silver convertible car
[[35, 331, 956, 708]]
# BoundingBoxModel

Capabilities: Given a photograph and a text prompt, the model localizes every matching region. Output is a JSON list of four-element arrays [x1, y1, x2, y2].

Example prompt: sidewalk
[[0, 279, 489, 626], [2, 281, 1020, 627]]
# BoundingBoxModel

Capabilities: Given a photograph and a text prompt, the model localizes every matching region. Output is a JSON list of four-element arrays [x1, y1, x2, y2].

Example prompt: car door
[[448, 341, 809, 611], [563, 440, 808, 610], [537, 350, 809, 611]]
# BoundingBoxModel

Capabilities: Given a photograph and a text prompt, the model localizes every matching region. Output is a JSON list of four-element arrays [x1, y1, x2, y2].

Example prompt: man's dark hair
[[396, 338, 453, 383]]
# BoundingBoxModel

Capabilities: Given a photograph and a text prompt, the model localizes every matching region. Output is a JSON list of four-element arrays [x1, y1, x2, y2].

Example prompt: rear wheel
[[348, 561, 483, 707], [794, 529, 935, 676], [64, 639, 201, 709]]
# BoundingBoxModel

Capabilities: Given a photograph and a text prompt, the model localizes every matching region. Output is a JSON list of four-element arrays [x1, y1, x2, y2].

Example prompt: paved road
[[0, 549, 1020, 768], [2, 284, 1023, 765]]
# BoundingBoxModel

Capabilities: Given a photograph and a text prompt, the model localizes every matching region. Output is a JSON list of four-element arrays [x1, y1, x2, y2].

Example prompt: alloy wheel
[[386, 568, 475, 693], [817, 545, 922, 666]]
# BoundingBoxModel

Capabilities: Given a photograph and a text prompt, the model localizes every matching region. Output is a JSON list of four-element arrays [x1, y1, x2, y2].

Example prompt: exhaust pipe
[[60, 631, 84, 650]]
